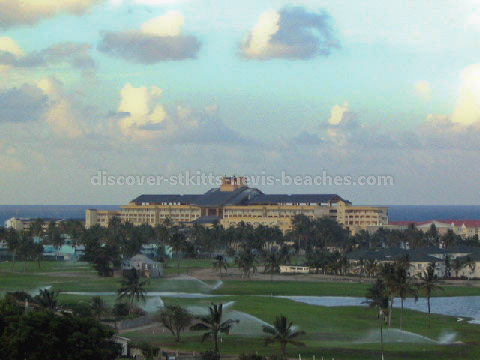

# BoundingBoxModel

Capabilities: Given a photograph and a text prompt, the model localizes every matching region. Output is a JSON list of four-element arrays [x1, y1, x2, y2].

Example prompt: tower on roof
[[220, 176, 248, 192]]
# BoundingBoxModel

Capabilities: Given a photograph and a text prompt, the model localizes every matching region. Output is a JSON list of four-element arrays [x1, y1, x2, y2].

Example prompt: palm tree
[[213, 255, 229, 276], [262, 315, 306, 359], [235, 247, 258, 279], [170, 230, 186, 275], [463, 255, 476, 280], [117, 268, 149, 313], [364, 279, 389, 360], [365, 259, 377, 278], [5, 228, 19, 271], [452, 258, 464, 278], [417, 262, 443, 328], [34, 288, 60, 310], [380, 262, 396, 327], [190, 303, 239, 352], [394, 264, 418, 330], [264, 248, 283, 281]]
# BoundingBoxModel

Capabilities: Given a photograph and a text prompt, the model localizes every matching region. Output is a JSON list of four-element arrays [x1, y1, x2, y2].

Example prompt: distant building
[[5, 217, 84, 232], [390, 220, 480, 239], [347, 245, 480, 279], [86, 176, 389, 234], [279, 265, 311, 274], [121, 254, 163, 278]]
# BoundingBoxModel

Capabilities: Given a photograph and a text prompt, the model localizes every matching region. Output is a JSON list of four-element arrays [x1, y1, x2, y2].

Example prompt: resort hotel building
[[85, 176, 389, 234]]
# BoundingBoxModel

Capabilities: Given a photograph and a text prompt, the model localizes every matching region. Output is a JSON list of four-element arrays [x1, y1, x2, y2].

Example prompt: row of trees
[[365, 260, 443, 359], [159, 302, 305, 359]]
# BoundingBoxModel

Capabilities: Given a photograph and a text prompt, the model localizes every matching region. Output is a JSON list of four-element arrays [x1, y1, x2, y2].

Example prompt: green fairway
[[2, 261, 480, 359], [122, 296, 480, 360]]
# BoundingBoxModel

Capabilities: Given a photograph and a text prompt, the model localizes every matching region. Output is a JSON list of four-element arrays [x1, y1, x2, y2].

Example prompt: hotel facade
[[86, 176, 389, 234]]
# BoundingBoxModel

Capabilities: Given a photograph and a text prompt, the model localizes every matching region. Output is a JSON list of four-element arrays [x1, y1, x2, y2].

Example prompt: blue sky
[[1, 0, 480, 205]]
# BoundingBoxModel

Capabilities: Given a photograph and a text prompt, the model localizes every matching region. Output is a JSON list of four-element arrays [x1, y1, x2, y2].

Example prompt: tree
[[263, 248, 284, 281], [33, 288, 60, 310], [235, 247, 258, 279], [262, 315, 306, 359], [452, 258, 464, 278], [17, 232, 35, 272], [190, 303, 239, 352], [365, 259, 378, 278], [5, 228, 19, 271], [364, 279, 389, 360], [117, 268, 148, 313], [90, 296, 109, 320], [417, 262, 443, 328], [170, 230, 186, 275], [158, 305, 193, 342], [442, 229, 458, 248], [136, 342, 160, 360], [394, 263, 417, 330], [379, 262, 396, 327], [213, 255, 229, 276], [0, 304, 121, 360]]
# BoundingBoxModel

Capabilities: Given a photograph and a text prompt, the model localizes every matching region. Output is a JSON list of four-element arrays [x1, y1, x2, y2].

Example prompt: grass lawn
[[2, 261, 480, 359], [123, 296, 480, 360]]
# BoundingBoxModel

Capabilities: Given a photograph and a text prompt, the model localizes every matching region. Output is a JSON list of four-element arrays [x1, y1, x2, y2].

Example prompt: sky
[[1, 0, 480, 205]]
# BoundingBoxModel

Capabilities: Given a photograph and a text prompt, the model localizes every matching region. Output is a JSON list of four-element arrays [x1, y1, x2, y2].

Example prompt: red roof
[[391, 220, 480, 228]]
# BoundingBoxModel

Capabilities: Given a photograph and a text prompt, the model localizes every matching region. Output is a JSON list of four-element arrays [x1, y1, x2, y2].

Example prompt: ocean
[[1, 205, 480, 227]]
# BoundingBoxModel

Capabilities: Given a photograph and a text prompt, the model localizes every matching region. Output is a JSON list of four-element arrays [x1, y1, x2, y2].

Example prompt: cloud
[[0, 84, 48, 123], [112, 83, 246, 144], [37, 77, 85, 138], [241, 6, 340, 60], [328, 101, 351, 125], [414, 80, 432, 102], [0, 0, 106, 28], [451, 64, 480, 125], [0, 37, 95, 72], [117, 83, 167, 138], [98, 10, 201, 63]]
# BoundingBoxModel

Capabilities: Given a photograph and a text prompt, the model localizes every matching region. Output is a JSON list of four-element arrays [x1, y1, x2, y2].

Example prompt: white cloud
[[37, 77, 84, 138], [414, 80, 432, 102], [242, 9, 280, 58], [328, 101, 350, 125], [241, 6, 339, 60], [451, 64, 480, 126], [117, 83, 167, 139], [0, 0, 106, 28], [0, 37, 24, 72], [141, 10, 184, 37]]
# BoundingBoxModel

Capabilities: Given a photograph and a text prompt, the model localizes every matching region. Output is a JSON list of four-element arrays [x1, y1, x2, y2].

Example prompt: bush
[[239, 354, 265, 360], [201, 351, 220, 360], [112, 303, 130, 317]]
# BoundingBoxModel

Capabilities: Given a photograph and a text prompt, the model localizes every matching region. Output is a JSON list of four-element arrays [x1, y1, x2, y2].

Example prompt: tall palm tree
[[417, 262, 443, 328], [364, 279, 389, 360], [365, 259, 377, 278], [452, 258, 464, 278], [262, 315, 306, 359], [264, 249, 283, 281], [117, 268, 149, 313], [380, 262, 396, 327], [170, 231, 186, 275], [6, 228, 19, 271], [394, 264, 418, 330], [190, 303, 239, 352], [235, 247, 258, 279]]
